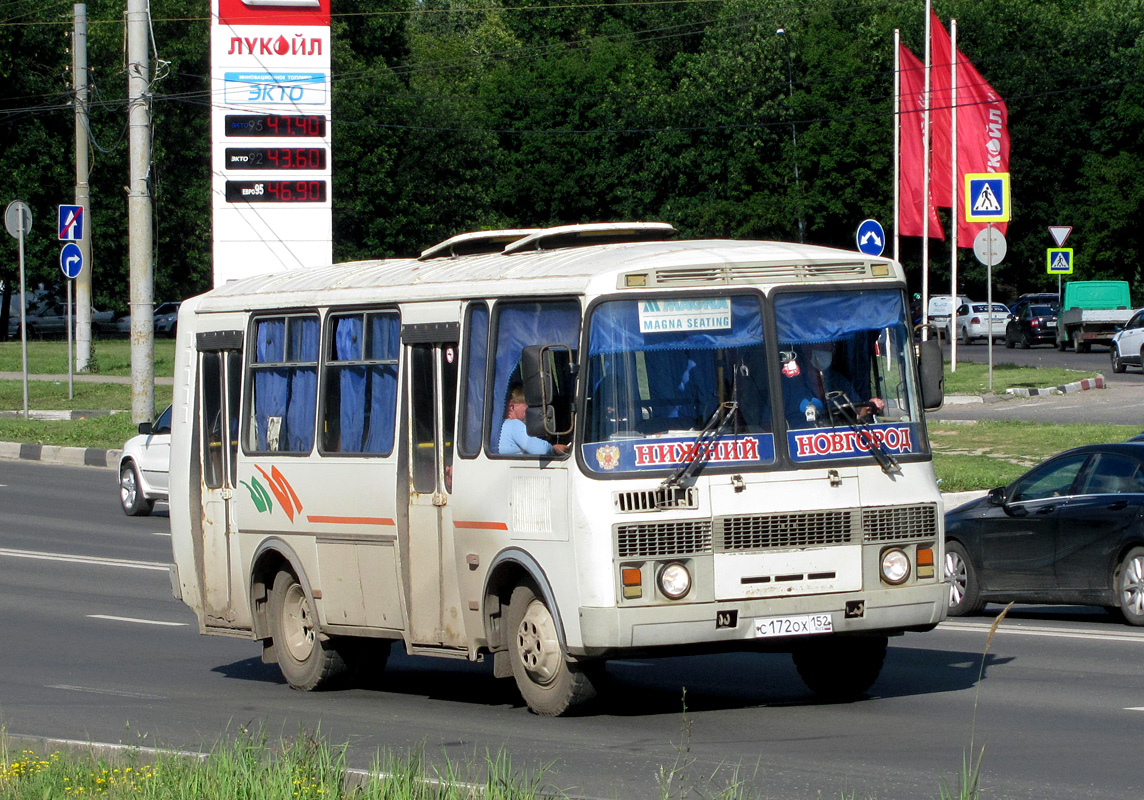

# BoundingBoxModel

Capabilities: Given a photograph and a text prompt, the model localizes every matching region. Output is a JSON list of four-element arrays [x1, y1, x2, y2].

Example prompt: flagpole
[[921, 0, 932, 338], [893, 28, 901, 266], [950, 18, 959, 371]]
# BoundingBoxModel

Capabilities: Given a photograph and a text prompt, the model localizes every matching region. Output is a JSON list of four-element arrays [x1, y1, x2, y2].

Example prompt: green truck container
[[1056, 280, 1134, 352]]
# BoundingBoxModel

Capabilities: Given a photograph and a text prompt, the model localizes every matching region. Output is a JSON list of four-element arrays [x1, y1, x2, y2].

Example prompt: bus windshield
[[582, 295, 773, 474], [774, 288, 925, 464]]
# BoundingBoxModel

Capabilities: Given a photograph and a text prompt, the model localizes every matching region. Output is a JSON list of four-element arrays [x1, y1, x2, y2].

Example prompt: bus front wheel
[[506, 584, 597, 716], [269, 568, 348, 690], [791, 635, 887, 701]]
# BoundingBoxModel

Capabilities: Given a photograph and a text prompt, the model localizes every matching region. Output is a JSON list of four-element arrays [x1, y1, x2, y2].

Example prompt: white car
[[925, 294, 971, 338], [119, 404, 172, 516], [955, 302, 1010, 344], [1110, 309, 1144, 373]]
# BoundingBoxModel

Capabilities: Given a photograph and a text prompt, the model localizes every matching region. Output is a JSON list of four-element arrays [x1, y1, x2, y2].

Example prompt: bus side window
[[247, 314, 319, 454], [321, 311, 399, 455], [488, 300, 580, 456], [458, 302, 489, 458]]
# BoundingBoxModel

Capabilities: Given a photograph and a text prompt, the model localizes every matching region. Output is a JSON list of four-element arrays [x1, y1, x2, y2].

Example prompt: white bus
[[168, 222, 947, 716]]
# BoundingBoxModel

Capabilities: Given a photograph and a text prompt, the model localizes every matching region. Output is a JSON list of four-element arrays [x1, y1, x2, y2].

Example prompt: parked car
[[1109, 308, 1144, 373], [944, 443, 1144, 625], [954, 301, 1009, 344], [7, 300, 115, 338], [1008, 292, 1059, 316], [119, 404, 172, 516], [1004, 302, 1058, 348], [922, 294, 971, 338], [114, 301, 181, 338]]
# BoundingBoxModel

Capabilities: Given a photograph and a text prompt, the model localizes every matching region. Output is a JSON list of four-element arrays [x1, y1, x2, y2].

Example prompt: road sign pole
[[66, 279, 74, 399], [987, 223, 994, 392]]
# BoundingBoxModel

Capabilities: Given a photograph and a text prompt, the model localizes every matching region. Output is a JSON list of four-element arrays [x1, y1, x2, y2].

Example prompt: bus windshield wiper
[[660, 398, 738, 489], [825, 391, 901, 476]]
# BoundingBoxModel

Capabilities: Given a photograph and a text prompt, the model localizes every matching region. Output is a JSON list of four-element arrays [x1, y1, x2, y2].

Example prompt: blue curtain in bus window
[[491, 301, 580, 454], [461, 304, 489, 456], [588, 297, 763, 416], [336, 316, 366, 452], [286, 317, 318, 452], [773, 290, 904, 344], [363, 313, 399, 454], [254, 318, 287, 451]]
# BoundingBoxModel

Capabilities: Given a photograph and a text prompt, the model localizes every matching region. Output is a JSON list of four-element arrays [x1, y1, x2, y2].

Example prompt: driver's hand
[[553, 443, 569, 455], [867, 397, 885, 414]]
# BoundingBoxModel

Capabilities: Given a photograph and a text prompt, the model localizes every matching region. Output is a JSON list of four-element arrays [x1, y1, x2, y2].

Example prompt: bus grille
[[613, 486, 698, 512], [861, 504, 939, 541], [614, 504, 937, 558], [616, 520, 712, 557], [648, 262, 870, 287], [717, 510, 855, 551]]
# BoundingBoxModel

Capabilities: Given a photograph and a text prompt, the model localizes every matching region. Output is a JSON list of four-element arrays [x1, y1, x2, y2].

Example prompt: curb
[[1006, 374, 1105, 398], [0, 440, 120, 469]]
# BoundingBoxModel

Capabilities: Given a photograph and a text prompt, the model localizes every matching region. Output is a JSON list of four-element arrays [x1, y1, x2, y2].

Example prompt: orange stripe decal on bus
[[454, 521, 509, 530], [306, 515, 396, 526]]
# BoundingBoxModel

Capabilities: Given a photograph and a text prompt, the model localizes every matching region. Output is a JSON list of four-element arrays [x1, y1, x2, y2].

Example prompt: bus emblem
[[595, 445, 621, 471], [240, 465, 304, 522]]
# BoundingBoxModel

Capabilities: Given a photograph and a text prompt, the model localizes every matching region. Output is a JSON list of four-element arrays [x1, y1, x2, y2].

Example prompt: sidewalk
[[0, 370, 173, 385]]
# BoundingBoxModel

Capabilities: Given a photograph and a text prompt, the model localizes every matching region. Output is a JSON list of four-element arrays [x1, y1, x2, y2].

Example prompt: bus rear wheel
[[506, 584, 597, 716], [791, 635, 887, 701], [269, 568, 348, 690]]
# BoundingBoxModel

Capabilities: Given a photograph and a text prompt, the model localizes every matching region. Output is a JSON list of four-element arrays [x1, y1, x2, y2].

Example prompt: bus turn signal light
[[916, 546, 935, 579], [621, 566, 643, 599]]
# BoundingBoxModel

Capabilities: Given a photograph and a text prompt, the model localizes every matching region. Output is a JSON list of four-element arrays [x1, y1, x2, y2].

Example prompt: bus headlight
[[880, 548, 911, 585], [658, 563, 692, 599]]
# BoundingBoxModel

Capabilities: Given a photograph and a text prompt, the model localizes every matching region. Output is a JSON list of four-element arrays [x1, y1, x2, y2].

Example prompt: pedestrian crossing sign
[[965, 173, 1011, 223], [1047, 248, 1073, 275]]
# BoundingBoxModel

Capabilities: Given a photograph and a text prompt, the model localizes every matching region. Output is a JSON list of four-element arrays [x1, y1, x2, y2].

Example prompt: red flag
[[898, 44, 945, 239], [930, 12, 1010, 244], [928, 13, 954, 207]]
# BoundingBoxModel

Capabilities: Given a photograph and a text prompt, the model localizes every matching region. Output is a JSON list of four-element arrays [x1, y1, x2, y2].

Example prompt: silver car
[[1111, 309, 1144, 373], [114, 301, 181, 338], [119, 404, 172, 516], [955, 302, 1010, 344]]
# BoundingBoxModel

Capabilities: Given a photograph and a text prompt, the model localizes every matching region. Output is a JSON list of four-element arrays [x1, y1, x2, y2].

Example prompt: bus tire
[[269, 568, 348, 691], [506, 583, 596, 716], [791, 635, 887, 701]]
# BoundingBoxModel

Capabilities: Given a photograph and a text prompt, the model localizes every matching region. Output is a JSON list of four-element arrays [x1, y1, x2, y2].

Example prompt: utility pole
[[776, 28, 805, 243], [127, 0, 154, 424], [73, 3, 93, 372]]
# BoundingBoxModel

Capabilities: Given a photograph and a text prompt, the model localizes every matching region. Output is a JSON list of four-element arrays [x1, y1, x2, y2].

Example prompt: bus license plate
[[754, 613, 833, 638]]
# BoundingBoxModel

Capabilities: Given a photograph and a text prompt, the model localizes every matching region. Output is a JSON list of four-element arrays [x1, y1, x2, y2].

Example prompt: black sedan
[[1003, 302, 1058, 348], [944, 443, 1144, 625]]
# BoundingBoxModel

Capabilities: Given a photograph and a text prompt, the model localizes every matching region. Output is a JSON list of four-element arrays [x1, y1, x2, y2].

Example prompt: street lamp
[[776, 28, 805, 243]]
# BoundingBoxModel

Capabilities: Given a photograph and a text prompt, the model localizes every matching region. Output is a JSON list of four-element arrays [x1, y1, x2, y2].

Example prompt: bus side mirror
[[521, 344, 575, 438], [917, 335, 944, 411]]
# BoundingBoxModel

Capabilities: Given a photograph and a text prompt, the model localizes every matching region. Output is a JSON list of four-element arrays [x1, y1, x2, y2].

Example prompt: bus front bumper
[[573, 583, 947, 657]]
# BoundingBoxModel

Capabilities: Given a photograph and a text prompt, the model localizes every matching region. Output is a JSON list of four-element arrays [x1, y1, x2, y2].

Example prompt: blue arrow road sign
[[60, 242, 83, 279], [856, 219, 885, 256], [58, 204, 84, 241]]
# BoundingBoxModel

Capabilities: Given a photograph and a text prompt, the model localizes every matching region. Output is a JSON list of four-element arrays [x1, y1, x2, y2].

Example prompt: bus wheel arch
[[481, 549, 566, 655], [249, 539, 312, 642]]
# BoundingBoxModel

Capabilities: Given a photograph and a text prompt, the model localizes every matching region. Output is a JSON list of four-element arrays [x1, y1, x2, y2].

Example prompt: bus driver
[[498, 386, 569, 455]]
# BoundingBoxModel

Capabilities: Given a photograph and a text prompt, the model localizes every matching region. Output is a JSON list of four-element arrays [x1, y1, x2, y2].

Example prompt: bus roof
[[199, 229, 899, 313]]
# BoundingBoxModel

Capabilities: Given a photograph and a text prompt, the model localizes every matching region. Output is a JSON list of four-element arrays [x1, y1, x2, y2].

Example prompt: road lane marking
[[151, 531, 171, 537], [0, 547, 168, 571], [1127, 707, 1144, 712], [87, 614, 187, 627], [940, 620, 1144, 643], [47, 684, 165, 699]]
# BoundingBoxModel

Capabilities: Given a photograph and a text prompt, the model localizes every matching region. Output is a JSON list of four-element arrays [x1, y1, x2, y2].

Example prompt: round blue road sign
[[60, 241, 83, 279], [856, 219, 886, 257]]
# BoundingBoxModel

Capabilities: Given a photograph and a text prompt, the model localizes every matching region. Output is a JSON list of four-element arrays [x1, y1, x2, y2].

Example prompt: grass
[[1, 728, 556, 800], [930, 420, 1137, 492], [942, 361, 1099, 395], [0, 339, 177, 377]]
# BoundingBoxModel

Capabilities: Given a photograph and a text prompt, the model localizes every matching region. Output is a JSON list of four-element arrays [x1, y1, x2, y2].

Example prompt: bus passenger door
[[198, 347, 243, 627], [405, 340, 461, 647]]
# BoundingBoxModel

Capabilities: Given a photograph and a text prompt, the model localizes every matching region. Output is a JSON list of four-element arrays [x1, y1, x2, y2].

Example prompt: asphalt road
[[2, 459, 1143, 799]]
